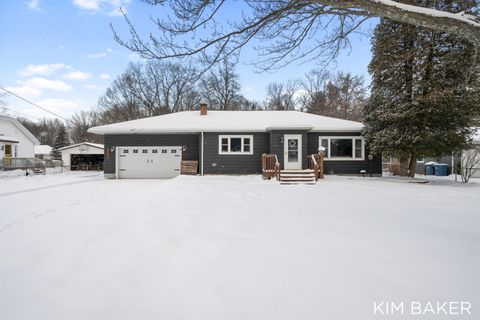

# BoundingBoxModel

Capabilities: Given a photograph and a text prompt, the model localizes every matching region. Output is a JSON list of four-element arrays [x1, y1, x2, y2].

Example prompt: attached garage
[[117, 146, 182, 179]]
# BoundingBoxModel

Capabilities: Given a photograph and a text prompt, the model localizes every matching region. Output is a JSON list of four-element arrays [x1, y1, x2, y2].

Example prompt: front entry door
[[284, 134, 302, 170]]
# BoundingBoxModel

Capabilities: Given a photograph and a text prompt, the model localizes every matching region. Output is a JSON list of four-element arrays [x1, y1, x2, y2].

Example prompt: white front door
[[284, 134, 302, 170]]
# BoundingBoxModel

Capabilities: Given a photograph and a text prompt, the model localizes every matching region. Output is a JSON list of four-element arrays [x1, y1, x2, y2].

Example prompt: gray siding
[[104, 134, 200, 174], [203, 132, 269, 174], [102, 130, 382, 176], [269, 130, 308, 169], [307, 132, 383, 175]]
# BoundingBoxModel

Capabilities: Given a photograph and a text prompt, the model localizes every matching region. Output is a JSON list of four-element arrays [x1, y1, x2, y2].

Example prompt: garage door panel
[[117, 146, 182, 179]]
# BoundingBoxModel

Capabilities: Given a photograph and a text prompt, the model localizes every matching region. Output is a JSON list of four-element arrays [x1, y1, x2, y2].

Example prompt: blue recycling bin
[[425, 163, 436, 175], [434, 164, 449, 176]]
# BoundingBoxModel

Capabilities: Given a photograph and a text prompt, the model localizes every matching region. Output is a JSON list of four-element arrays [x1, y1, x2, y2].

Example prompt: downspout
[[201, 131, 204, 176], [115, 146, 119, 179]]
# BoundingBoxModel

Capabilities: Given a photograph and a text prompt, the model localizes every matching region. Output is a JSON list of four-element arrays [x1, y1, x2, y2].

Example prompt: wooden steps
[[33, 168, 46, 175], [280, 169, 316, 184]]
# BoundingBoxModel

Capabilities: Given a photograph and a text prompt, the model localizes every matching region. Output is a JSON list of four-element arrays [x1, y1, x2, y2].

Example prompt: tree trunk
[[408, 154, 417, 178], [399, 157, 410, 176]]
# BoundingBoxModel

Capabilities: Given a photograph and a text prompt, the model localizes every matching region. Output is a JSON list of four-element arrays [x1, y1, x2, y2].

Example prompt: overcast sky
[[0, 0, 376, 122]]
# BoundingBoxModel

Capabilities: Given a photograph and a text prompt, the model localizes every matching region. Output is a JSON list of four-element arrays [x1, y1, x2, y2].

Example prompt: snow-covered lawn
[[0, 173, 479, 319]]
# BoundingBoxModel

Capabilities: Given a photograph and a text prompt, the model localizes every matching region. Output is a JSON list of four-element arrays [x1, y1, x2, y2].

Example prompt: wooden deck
[[262, 153, 324, 183]]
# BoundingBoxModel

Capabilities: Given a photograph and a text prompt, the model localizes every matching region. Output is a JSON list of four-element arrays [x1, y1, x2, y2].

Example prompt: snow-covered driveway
[[0, 173, 479, 319]]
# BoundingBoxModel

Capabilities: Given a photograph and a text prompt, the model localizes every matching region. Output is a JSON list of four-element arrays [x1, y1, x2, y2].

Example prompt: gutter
[[200, 131, 204, 176]]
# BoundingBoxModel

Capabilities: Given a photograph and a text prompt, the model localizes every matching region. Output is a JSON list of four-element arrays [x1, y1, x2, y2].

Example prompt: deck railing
[[262, 154, 280, 180], [2, 157, 45, 169], [308, 153, 324, 181]]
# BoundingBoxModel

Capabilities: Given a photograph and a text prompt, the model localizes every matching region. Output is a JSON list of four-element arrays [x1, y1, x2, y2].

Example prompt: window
[[171, 149, 177, 154], [221, 138, 228, 152], [123, 149, 129, 154], [152, 149, 158, 154], [142, 149, 148, 153], [218, 135, 254, 155], [319, 137, 364, 160], [162, 149, 167, 153], [354, 139, 362, 159], [133, 149, 138, 154]]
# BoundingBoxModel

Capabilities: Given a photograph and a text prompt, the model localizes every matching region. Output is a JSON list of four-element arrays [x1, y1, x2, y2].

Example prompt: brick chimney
[[200, 103, 207, 115]]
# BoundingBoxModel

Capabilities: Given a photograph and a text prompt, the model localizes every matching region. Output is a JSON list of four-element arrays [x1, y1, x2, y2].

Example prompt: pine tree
[[50, 124, 70, 160], [363, 3, 480, 177]]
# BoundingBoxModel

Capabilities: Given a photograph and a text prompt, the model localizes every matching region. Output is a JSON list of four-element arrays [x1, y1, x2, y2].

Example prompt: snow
[[34, 145, 52, 155], [374, 0, 480, 27], [57, 142, 104, 151], [88, 111, 363, 134], [0, 173, 479, 319], [0, 135, 19, 143]]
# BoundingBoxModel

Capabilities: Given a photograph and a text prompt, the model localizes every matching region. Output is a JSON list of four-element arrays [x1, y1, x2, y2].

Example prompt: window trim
[[218, 135, 254, 155], [318, 136, 365, 161]]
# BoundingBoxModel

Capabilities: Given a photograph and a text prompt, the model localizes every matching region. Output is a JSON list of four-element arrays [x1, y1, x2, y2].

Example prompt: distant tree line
[[14, 57, 366, 148]]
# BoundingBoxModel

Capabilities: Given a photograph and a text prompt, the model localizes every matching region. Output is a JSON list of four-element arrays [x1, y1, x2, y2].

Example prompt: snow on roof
[[0, 115, 40, 144], [57, 142, 104, 151], [88, 111, 363, 135], [34, 145, 52, 154], [0, 135, 20, 143]]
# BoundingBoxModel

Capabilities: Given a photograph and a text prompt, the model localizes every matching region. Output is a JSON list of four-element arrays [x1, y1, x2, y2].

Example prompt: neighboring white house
[[0, 135, 19, 163], [35, 145, 53, 160], [58, 142, 104, 170], [0, 115, 40, 160]]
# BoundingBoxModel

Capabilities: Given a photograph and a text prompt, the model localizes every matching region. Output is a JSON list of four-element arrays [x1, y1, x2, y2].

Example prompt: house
[[34, 145, 53, 160], [0, 115, 40, 161], [0, 135, 19, 164], [58, 142, 104, 171], [88, 105, 382, 179]]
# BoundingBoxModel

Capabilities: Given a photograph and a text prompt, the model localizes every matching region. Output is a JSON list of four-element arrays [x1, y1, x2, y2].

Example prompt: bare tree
[[201, 58, 243, 110], [331, 72, 367, 120], [300, 70, 366, 120], [17, 117, 64, 146], [97, 60, 202, 123], [112, 0, 479, 73], [264, 80, 298, 110], [69, 110, 104, 144], [461, 146, 480, 183]]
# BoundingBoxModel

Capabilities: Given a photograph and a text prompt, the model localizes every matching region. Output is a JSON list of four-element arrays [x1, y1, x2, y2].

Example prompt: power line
[[0, 85, 70, 122], [0, 106, 43, 121]]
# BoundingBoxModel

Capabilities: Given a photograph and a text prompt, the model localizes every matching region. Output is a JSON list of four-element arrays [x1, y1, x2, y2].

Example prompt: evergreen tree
[[363, 3, 480, 177], [50, 124, 70, 160]]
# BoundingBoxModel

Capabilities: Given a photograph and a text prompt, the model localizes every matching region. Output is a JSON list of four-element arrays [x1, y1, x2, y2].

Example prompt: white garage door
[[117, 146, 182, 179]]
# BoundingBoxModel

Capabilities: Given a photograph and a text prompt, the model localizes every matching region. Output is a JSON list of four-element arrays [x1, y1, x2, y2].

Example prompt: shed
[[58, 142, 104, 171], [34, 145, 53, 160]]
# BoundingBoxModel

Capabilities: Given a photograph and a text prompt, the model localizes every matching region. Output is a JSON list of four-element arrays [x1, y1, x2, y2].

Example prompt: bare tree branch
[[112, 0, 479, 72]]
